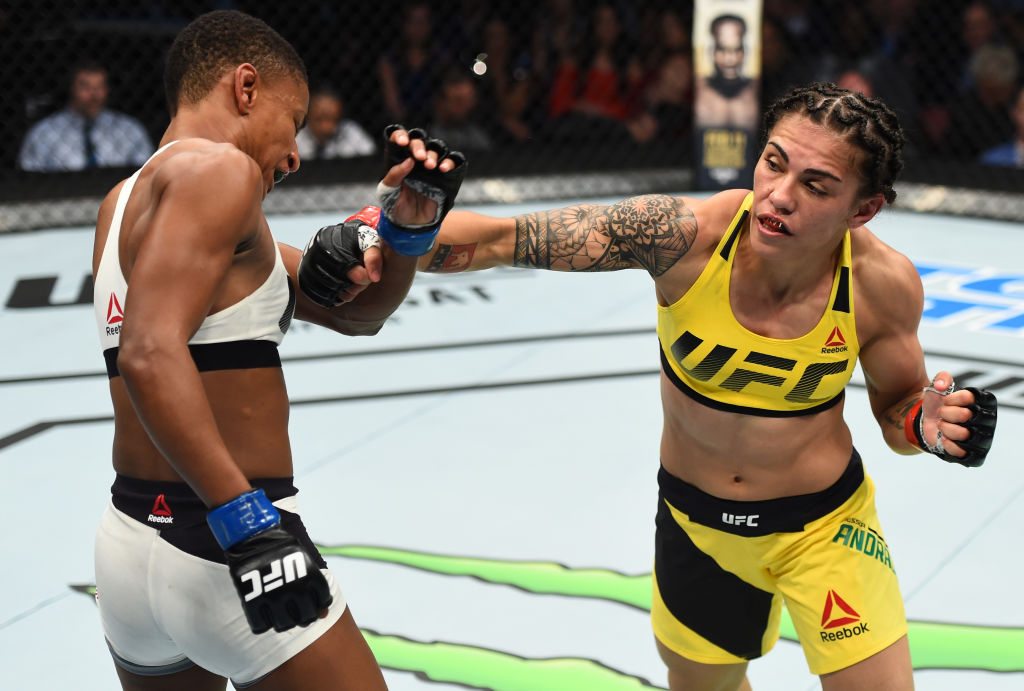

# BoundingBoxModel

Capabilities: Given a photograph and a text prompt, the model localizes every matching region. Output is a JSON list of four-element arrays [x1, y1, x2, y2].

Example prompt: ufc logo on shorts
[[722, 513, 759, 527], [240, 553, 308, 602]]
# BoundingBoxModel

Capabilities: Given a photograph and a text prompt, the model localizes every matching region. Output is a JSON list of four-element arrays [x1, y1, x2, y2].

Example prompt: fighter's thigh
[[652, 499, 783, 665], [249, 608, 386, 691], [820, 635, 912, 691], [777, 486, 907, 676], [113, 662, 227, 691]]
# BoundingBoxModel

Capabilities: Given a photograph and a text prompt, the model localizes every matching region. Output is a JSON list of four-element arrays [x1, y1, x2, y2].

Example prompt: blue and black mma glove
[[375, 124, 467, 256], [207, 489, 332, 634], [903, 382, 998, 467], [297, 206, 382, 308]]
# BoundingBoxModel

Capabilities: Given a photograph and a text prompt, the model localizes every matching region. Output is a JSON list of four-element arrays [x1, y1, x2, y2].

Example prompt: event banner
[[692, 0, 763, 190]]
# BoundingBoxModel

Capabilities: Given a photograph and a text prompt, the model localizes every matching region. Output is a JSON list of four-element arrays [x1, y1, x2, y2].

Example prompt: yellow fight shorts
[[651, 449, 907, 675]]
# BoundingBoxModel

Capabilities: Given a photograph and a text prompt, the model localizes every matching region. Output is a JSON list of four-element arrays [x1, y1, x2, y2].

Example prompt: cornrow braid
[[763, 82, 905, 203]]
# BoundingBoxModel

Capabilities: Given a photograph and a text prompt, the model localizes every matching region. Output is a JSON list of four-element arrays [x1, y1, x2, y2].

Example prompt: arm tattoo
[[424, 242, 477, 272], [883, 396, 920, 431], [513, 195, 697, 276]]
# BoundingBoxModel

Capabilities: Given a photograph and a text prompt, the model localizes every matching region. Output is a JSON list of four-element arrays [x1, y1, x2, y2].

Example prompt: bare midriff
[[658, 373, 854, 501], [109, 366, 293, 482]]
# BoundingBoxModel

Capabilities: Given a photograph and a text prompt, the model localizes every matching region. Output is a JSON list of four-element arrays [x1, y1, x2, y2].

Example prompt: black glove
[[297, 207, 382, 307], [224, 526, 333, 634], [938, 387, 997, 467], [207, 489, 332, 634], [376, 124, 467, 256], [911, 386, 997, 468]]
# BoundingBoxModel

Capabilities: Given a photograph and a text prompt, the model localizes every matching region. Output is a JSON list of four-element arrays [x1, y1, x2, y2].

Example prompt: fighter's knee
[[655, 638, 749, 691]]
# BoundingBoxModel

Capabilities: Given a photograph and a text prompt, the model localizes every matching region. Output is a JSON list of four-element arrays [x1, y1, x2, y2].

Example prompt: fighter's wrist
[[903, 398, 927, 452], [207, 488, 281, 550], [376, 211, 440, 256]]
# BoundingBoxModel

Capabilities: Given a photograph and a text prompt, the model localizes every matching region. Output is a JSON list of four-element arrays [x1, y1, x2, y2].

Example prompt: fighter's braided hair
[[164, 10, 307, 116], [763, 82, 905, 203]]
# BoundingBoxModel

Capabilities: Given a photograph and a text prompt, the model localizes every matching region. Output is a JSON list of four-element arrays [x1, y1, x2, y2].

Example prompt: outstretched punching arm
[[286, 125, 467, 335], [419, 194, 699, 277]]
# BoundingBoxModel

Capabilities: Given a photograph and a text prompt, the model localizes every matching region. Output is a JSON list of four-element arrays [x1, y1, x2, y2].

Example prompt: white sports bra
[[94, 142, 295, 377]]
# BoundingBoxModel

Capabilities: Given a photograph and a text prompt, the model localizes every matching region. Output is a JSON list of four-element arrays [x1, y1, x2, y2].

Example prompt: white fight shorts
[[94, 476, 347, 687]]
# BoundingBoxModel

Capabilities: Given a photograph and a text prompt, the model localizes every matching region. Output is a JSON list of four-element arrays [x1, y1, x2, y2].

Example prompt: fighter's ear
[[849, 194, 884, 230]]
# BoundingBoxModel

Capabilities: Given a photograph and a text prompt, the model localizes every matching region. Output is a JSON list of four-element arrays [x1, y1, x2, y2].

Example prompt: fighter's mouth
[[759, 215, 791, 235]]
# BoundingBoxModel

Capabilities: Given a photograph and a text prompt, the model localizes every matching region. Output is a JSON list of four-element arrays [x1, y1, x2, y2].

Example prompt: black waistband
[[658, 449, 864, 536], [111, 474, 298, 516], [109, 474, 321, 566], [103, 340, 282, 378]]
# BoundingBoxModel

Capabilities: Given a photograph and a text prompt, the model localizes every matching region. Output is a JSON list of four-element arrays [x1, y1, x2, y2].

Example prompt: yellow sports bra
[[657, 193, 858, 417]]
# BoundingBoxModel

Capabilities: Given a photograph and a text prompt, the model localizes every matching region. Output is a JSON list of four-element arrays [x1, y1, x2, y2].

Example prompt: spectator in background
[[867, 0, 918, 65], [980, 85, 1024, 167], [760, 13, 816, 108], [377, 1, 451, 127], [946, 43, 1019, 157], [763, 0, 815, 51], [428, 68, 493, 151], [812, 2, 920, 150], [626, 50, 693, 145], [295, 87, 375, 160], [916, 0, 1004, 153], [835, 69, 875, 97], [546, 2, 641, 143], [634, 7, 691, 97], [18, 60, 153, 172], [959, 0, 1002, 90], [469, 15, 535, 144], [530, 0, 585, 108], [442, 0, 491, 69], [1004, 5, 1024, 67]]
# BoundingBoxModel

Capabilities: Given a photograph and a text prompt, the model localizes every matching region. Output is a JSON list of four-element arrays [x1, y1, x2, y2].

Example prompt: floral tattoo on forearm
[[513, 195, 697, 276]]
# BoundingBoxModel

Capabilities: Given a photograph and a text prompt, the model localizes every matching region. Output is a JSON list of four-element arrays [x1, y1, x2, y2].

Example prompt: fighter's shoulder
[[851, 225, 923, 323], [150, 140, 262, 202], [686, 188, 750, 247]]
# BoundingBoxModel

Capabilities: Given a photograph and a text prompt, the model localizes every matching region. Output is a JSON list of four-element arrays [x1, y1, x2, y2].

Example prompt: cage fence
[[1, 0, 1022, 232]]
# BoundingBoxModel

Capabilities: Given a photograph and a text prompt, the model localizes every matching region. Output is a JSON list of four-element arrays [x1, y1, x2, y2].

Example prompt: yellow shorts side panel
[[774, 476, 908, 675], [651, 474, 907, 676]]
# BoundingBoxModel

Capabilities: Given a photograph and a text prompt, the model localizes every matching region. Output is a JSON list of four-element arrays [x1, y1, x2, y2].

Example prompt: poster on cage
[[692, 0, 762, 190]]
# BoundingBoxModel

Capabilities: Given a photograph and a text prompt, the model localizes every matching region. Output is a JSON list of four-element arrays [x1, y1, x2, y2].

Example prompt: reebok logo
[[147, 494, 174, 524], [106, 293, 124, 324], [822, 589, 859, 628], [105, 293, 124, 336], [819, 589, 870, 642], [821, 326, 848, 353]]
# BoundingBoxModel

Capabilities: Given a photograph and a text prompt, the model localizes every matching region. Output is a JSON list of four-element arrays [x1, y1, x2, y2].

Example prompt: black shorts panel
[[654, 496, 774, 659]]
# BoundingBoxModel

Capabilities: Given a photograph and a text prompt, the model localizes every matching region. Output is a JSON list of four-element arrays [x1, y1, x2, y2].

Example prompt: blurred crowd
[[3, 0, 1024, 174]]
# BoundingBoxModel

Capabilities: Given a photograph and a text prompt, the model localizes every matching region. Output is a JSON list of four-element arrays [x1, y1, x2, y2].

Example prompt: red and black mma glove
[[297, 206, 382, 308], [375, 124, 467, 256], [207, 489, 332, 634], [903, 384, 998, 467]]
